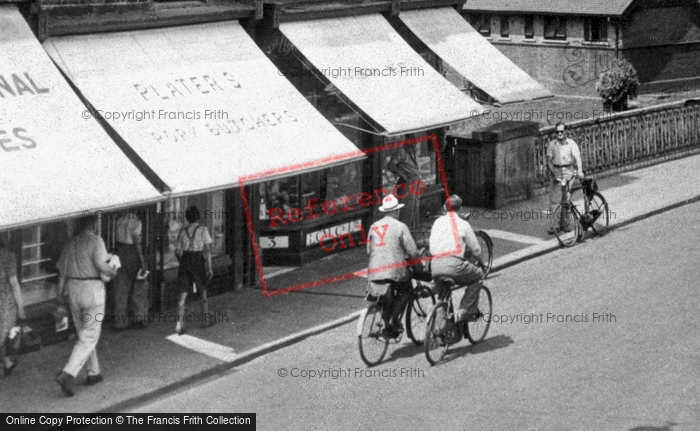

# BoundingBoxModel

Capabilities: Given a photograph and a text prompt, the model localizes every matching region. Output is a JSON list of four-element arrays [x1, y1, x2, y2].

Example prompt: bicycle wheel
[[406, 285, 436, 346], [465, 286, 492, 345], [587, 192, 609, 236], [424, 302, 450, 366], [553, 203, 580, 247], [475, 230, 494, 278], [358, 305, 388, 367]]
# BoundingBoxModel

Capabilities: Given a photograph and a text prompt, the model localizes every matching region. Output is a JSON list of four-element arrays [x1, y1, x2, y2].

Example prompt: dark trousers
[[379, 279, 413, 327], [111, 243, 148, 328]]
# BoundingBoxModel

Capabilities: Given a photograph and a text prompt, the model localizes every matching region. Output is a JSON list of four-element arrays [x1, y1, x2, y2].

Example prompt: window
[[470, 14, 491, 36], [259, 161, 363, 227], [20, 221, 72, 305], [584, 18, 608, 42], [524, 16, 534, 39], [500, 16, 510, 37], [544, 16, 567, 40]]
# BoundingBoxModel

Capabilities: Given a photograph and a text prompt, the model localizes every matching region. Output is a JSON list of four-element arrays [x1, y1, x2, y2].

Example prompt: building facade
[[463, 0, 700, 95]]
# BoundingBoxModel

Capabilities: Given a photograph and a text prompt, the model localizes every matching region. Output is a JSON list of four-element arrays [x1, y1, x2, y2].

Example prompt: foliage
[[596, 58, 640, 105]]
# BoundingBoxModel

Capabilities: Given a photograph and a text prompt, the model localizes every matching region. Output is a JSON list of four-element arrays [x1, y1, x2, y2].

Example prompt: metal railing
[[534, 100, 700, 187]]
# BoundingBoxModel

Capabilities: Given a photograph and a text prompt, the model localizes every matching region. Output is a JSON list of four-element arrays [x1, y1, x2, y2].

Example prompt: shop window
[[500, 16, 510, 37], [260, 161, 363, 225], [584, 18, 608, 42], [524, 16, 534, 39], [382, 139, 437, 188], [544, 16, 567, 40], [161, 191, 226, 270], [20, 221, 72, 305], [470, 14, 491, 36]]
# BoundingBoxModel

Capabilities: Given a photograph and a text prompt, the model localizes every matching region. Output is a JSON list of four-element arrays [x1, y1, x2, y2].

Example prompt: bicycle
[[411, 224, 493, 278], [552, 177, 610, 247], [424, 271, 493, 366], [357, 278, 436, 367]]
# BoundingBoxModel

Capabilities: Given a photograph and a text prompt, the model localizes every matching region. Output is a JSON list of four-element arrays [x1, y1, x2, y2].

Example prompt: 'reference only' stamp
[[239, 134, 461, 297]]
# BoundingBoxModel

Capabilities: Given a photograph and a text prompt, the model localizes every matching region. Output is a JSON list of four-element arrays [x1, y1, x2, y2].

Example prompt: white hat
[[378, 194, 405, 212]]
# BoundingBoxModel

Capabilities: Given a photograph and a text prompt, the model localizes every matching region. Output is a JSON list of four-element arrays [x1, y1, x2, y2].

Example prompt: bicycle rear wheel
[[358, 305, 388, 367], [406, 284, 436, 346], [424, 302, 450, 366], [475, 230, 494, 278], [587, 191, 609, 236], [465, 286, 492, 344], [553, 203, 580, 247]]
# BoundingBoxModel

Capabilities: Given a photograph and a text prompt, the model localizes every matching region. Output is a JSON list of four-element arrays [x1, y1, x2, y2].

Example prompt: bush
[[596, 58, 640, 112]]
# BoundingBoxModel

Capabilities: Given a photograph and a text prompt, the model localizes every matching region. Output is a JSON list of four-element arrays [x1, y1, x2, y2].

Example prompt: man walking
[[546, 123, 585, 234], [367, 194, 421, 338], [54, 216, 117, 397]]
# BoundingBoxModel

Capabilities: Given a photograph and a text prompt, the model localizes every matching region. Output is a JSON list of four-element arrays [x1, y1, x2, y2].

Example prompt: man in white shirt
[[546, 123, 585, 234], [429, 195, 485, 322]]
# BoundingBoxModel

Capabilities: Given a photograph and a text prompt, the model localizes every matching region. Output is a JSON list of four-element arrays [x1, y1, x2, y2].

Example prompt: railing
[[534, 100, 700, 188]]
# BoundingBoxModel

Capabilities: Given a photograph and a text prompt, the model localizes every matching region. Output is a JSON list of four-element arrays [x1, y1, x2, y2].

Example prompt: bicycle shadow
[[379, 339, 431, 365], [439, 334, 514, 365]]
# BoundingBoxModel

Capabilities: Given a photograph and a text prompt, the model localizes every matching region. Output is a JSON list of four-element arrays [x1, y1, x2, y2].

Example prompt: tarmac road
[[131, 201, 700, 430]]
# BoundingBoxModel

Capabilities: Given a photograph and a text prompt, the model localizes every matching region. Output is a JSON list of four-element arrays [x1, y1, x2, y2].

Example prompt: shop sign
[[306, 219, 362, 247], [260, 236, 289, 249]]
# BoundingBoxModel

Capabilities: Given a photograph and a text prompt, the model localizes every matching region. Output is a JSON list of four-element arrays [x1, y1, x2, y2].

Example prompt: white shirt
[[547, 138, 584, 178], [429, 213, 480, 260], [176, 223, 213, 253]]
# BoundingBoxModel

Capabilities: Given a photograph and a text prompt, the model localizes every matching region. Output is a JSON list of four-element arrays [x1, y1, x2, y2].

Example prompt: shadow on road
[[629, 422, 678, 431], [436, 334, 515, 366]]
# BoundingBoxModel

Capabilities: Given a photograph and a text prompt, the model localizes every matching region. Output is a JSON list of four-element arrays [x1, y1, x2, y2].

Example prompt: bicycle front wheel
[[553, 203, 580, 247], [475, 230, 494, 278], [424, 302, 450, 366], [406, 284, 436, 346], [358, 305, 388, 367], [465, 286, 492, 345], [588, 191, 609, 236]]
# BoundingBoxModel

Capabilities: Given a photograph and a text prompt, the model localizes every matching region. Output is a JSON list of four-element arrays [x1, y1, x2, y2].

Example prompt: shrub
[[596, 58, 640, 111]]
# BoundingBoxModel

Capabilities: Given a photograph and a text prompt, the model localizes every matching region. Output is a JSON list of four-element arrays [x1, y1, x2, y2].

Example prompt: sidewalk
[[2, 153, 700, 413]]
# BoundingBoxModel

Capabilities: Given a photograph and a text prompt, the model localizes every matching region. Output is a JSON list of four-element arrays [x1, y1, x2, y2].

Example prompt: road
[[132, 203, 700, 431]]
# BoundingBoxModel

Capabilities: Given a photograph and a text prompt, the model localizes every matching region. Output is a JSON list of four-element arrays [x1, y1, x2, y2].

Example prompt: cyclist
[[429, 195, 485, 322], [546, 122, 585, 234], [366, 194, 421, 338]]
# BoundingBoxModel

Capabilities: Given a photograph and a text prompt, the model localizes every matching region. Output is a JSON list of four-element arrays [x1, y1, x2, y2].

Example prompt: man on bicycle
[[429, 195, 485, 322], [367, 194, 421, 338], [547, 122, 585, 234]]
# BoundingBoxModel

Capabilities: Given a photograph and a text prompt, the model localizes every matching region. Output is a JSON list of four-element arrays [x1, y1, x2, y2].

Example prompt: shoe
[[547, 227, 556, 235], [467, 311, 484, 322], [86, 374, 103, 386], [4, 360, 17, 377], [55, 372, 75, 397], [175, 326, 186, 335]]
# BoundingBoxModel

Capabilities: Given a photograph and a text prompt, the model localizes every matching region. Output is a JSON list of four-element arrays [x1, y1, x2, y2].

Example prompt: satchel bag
[[7, 324, 42, 356]]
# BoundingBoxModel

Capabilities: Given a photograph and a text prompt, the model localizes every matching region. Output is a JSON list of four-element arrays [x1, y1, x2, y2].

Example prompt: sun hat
[[378, 194, 404, 212]]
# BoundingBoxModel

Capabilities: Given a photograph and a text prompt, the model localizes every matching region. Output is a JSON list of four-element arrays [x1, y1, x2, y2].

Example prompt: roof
[[462, 0, 637, 17]]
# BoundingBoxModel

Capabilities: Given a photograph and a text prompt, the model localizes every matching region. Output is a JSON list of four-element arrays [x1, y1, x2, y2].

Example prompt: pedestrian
[[0, 234, 26, 377], [174, 206, 214, 335], [386, 145, 422, 229], [366, 194, 421, 338], [54, 215, 118, 397], [546, 123, 585, 234], [111, 211, 148, 329]]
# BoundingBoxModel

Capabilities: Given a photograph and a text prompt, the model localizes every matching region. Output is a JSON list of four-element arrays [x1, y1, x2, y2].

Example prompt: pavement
[[2, 152, 700, 414]]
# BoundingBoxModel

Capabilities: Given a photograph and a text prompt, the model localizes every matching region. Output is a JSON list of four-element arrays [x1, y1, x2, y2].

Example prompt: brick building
[[462, 0, 700, 95]]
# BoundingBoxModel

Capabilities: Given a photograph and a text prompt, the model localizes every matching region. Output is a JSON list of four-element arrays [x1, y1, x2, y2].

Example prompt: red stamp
[[239, 134, 459, 297]]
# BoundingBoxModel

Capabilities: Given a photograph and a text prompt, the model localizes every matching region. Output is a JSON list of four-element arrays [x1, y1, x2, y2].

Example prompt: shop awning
[[43, 21, 364, 198], [0, 6, 163, 231], [279, 14, 485, 136], [399, 7, 553, 104]]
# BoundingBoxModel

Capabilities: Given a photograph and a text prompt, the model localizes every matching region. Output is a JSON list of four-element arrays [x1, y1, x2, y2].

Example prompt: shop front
[[42, 20, 363, 299], [0, 5, 163, 342], [258, 5, 485, 247]]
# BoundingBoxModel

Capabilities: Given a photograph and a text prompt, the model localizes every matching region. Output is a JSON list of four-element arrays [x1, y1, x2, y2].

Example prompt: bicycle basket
[[582, 178, 598, 196]]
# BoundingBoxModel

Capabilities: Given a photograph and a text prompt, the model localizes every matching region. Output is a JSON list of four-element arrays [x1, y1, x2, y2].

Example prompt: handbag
[[7, 324, 42, 356]]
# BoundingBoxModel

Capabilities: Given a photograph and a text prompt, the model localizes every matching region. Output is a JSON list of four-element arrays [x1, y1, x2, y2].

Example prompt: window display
[[260, 161, 363, 226]]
